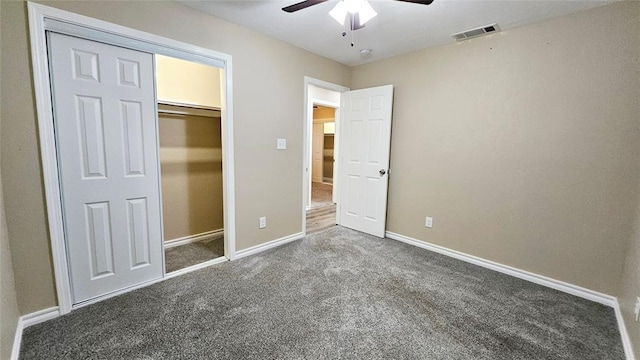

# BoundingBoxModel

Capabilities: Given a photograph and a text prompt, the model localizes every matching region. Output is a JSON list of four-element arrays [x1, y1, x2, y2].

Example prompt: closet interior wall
[[155, 55, 223, 243], [158, 104, 223, 241]]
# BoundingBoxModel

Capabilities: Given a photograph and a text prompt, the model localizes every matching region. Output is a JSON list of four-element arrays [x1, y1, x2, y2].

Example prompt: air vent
[[451, 23, 500, 42]]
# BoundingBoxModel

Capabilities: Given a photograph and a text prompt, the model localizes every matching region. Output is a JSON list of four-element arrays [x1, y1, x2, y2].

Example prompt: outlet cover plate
[[635, 297, 640, 322], [259, 216, 267, 229], [425, 216, 433, 228]]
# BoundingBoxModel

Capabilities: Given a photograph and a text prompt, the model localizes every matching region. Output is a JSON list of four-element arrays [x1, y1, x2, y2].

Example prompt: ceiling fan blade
[[282, 0, 329, 13], [394, 0, 434, 5]]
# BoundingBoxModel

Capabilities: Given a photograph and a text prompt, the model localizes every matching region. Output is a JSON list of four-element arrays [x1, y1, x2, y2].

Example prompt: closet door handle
[[379, 169, 386, 176]]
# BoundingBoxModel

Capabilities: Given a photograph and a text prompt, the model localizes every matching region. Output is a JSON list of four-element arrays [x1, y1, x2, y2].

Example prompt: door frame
[[28, 2, 237, 315], [302, 77, 349, 235]]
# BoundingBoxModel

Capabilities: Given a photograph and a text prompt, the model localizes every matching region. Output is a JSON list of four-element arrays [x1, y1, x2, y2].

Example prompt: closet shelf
[[158, 101, 221, 119]]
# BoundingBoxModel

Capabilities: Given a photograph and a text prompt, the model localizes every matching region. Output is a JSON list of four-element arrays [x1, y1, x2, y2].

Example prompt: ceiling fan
[[282, 0, 434, 31]]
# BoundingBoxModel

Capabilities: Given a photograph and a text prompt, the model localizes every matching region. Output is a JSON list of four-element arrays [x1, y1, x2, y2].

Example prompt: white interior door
[[48, 33, 163, 303], [312, 123, 324, 183], [339, 85, 394, 238]]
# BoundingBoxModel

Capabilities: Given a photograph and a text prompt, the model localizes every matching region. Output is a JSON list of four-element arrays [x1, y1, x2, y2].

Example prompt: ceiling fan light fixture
[[329, 0, 377, 26], [353, 0, 377, 24], [329, 1, 348, 25]]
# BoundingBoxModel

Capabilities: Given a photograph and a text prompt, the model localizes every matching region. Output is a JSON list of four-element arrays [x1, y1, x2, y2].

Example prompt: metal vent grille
[[453, 33, 466, 41], [451, 23, 501, 41]]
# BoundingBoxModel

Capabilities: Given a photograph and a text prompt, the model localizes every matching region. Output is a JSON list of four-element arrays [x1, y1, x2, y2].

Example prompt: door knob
[[379, 169, 386, 176]]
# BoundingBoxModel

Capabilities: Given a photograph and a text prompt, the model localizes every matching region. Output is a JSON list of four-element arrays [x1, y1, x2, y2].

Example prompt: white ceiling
[[180, 0, 613, 66]]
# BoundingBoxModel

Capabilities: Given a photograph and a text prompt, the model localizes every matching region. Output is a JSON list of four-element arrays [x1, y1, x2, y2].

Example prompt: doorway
[[302, 78, 395, 239], [303, 79, 348, 235], [307, 104, 338, 234]]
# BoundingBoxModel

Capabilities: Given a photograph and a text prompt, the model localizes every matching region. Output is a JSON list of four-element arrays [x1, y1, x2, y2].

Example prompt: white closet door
[[48, 33, 163, 303], [339, 85, 394, 238]]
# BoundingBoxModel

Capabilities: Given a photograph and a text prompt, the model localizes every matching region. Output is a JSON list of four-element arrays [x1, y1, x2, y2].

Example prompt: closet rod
[[158, 101, 221, 118], [158, 109, 220, 118], [158, 100, 220, 112]]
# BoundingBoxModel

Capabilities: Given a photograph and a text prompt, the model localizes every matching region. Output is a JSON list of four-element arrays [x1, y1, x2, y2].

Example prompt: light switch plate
[[277, 138, 287, 150]]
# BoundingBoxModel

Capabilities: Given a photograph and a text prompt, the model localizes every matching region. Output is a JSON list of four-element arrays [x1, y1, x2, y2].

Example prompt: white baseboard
[[235, 232, 304, 260], [10, 232, 633, 360], [385, 231, 616, 307], [385, 231, 636, 359], [11, 307, 60, 360], [614, 301, 636, 360], [164, 229, 224, 249], [21, 306, 60, 327]]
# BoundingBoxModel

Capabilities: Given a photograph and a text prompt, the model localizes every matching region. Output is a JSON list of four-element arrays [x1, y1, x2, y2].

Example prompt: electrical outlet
[[259, 216, 267, 229], [277, 138, 287, 150], [634, 297, 640, 322], [425, 216, 433, 228]]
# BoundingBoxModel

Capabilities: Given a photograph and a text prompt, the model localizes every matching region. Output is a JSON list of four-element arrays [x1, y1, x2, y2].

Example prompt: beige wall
[[156, 55, 222, 109], [0, 0, 57, 314], [620, 215, 640, 358], [0, 168, 20, 360], [351, 1, 640, 295], [0, 0, 350, 314], [0, 1, 22, 352], [159, 109, 224, 240], [619, 116, 640, 355]]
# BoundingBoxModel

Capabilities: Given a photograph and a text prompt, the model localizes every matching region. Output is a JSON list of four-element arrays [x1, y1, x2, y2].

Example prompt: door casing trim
[[302, 77, 349, 235]]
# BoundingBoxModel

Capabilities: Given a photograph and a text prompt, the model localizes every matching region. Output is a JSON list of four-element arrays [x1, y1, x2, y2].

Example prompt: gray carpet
[[311, 182, 333, 209], [21, 227, 623, 359], [165, 236, 225, 273]]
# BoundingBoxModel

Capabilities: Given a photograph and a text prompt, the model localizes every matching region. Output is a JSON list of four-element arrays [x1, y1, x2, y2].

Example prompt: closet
[[309, 105, 337, 211], [312, 106, 336, 185], [155, 55, 224, 273], [322, 124, 335, 184]]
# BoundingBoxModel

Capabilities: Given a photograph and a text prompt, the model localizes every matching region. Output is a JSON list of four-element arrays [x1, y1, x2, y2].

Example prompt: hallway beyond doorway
[[310, 182, 333, 209], [307, 182, 336, 234]]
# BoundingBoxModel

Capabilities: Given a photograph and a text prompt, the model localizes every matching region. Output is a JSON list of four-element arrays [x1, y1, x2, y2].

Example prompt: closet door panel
[[126, 198, 151, 268], [49, 32, 163, 304], [76, 95, 107, 178], [120, 100, 146, 176]]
